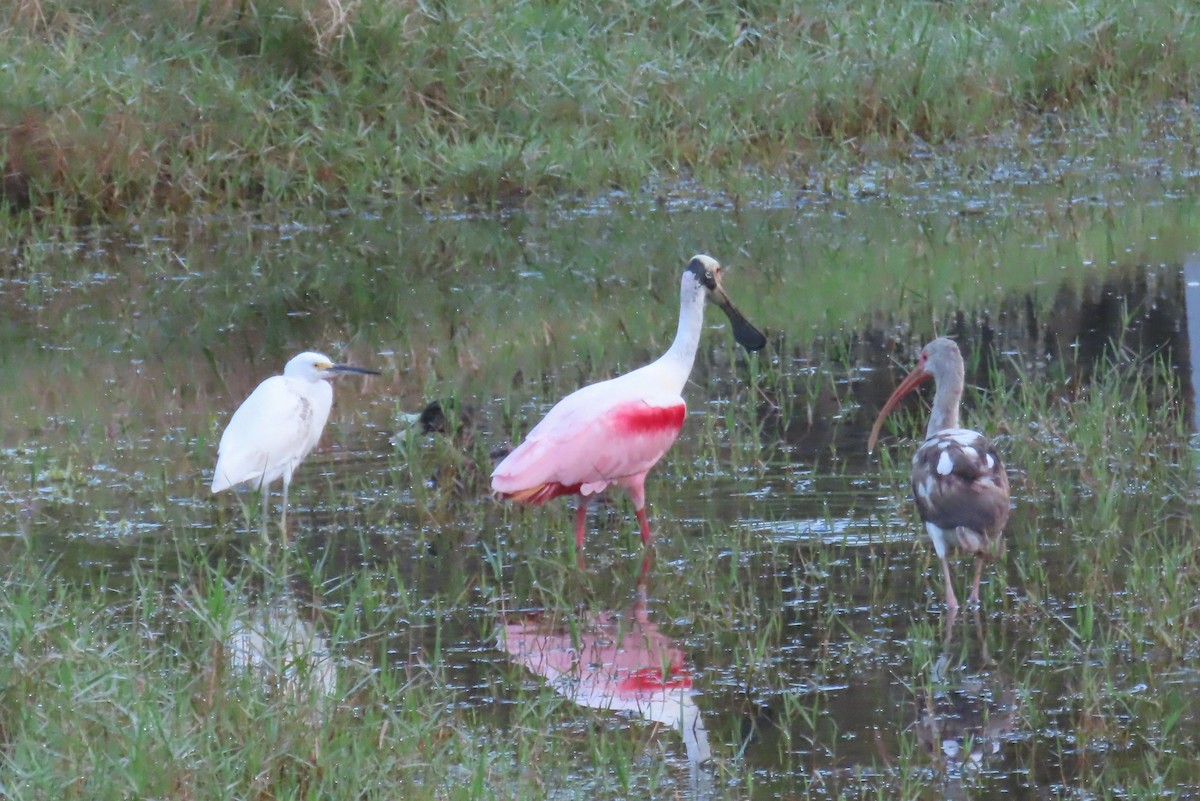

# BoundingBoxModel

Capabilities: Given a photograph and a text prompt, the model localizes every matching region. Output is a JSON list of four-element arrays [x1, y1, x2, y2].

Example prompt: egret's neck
[[652, 287, 707, 394], [926, 379, 962, 437]]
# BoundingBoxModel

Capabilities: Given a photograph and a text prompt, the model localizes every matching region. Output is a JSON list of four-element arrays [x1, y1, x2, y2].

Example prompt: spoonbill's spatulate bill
[[491, 255, 767, 550], [212, 351, 380, 540], [868, 338, 1010, 616]]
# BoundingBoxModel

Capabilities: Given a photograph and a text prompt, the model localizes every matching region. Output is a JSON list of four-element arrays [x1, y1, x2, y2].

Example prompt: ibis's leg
[[940, 556, 959, 616], [575, 500, 589, 551], [968, 555, 985, 607]]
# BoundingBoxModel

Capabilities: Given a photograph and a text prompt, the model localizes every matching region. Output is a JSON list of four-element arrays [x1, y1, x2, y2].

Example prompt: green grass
[[2, 0, 1200, 221], [0, 548, 729, 799], [0, 557, 441, 799]]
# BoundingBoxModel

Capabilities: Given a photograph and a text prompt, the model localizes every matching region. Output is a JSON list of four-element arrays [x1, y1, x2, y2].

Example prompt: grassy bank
[[3, 0, 1199, 220]]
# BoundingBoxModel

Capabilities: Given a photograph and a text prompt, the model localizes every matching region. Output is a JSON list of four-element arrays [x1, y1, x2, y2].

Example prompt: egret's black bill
[[330, 364, 381, 376]]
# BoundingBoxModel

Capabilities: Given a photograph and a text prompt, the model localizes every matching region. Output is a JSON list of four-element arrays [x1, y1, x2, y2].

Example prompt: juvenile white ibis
[[212, 351, 380, 540], [491, 254, 766, 550], [867, 338, 1010, 614]]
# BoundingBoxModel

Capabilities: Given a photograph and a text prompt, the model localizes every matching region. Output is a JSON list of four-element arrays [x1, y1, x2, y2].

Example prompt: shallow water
[[3, 179, 1200, 798]]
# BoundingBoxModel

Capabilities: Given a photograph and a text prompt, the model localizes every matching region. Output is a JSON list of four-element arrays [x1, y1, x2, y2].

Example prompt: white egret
[[211, 351, 379, 540]]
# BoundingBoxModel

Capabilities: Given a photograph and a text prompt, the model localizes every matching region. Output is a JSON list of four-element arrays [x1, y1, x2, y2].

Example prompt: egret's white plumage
[[212, 351, 379, 538], [491, 255, 766, 550]]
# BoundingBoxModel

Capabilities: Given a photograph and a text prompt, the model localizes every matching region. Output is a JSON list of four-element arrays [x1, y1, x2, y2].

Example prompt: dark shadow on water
[[785, 261, 1198, 463]]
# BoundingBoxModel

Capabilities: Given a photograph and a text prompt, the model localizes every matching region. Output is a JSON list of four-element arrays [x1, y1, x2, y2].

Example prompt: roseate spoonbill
[[212, 351, 379, 540], [867, 338, 1010, 615], [491, 254, 766, 549]]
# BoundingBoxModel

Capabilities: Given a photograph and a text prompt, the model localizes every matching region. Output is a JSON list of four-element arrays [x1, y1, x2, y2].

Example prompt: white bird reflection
[[226, 602, 337, 706], [498, 555, 712, 771], [915, 672, 1017, 771], [914, 611, 1018, 788]]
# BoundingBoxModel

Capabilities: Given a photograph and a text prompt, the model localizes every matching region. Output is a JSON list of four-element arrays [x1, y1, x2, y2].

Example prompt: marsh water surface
[[3, 178, 1200, 798]]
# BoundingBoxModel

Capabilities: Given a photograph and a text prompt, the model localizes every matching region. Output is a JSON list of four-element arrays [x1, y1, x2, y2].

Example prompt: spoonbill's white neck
[[651, 274, 708, 395]]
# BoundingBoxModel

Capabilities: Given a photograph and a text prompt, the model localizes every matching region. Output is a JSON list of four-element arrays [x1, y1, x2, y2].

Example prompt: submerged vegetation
[[2, 192, 1199, 797], [2, 0, 1200, 219], [2, 330, 1198, 798]]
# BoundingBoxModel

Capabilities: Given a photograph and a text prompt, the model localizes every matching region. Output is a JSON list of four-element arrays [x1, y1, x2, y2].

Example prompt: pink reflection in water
[[499, 557, 711, 767]]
